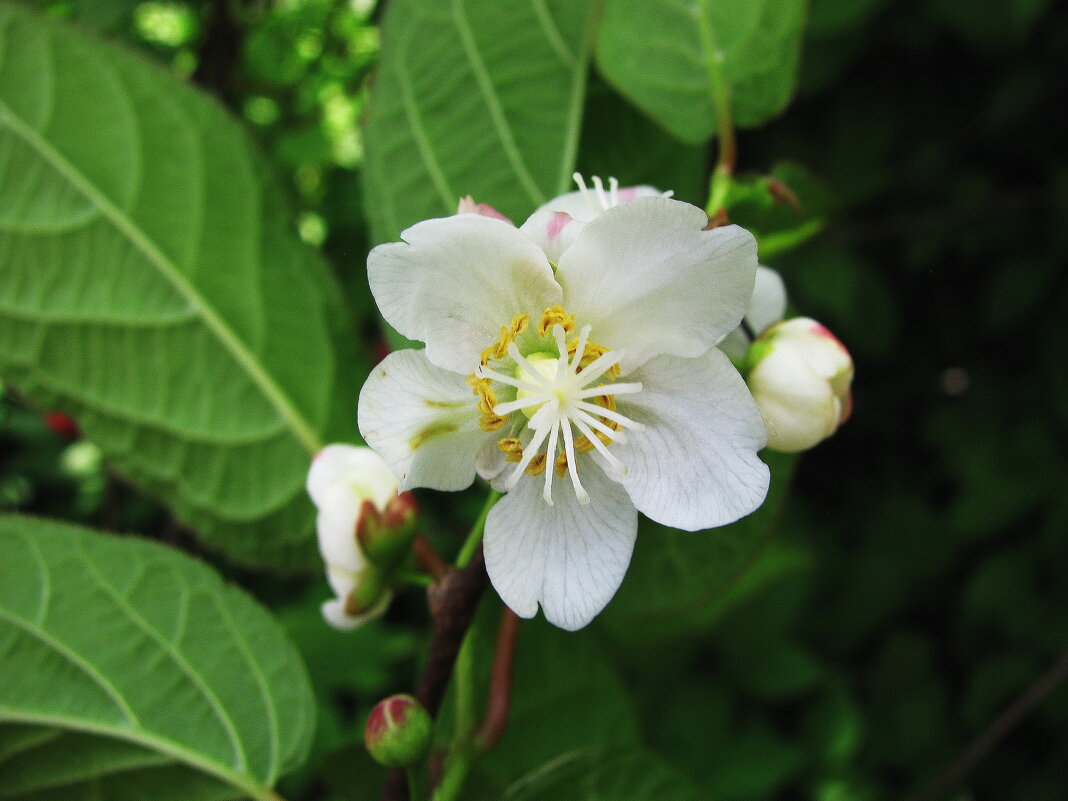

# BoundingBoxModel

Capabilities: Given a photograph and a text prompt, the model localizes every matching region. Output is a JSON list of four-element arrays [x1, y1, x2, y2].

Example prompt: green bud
[[364, 694, 432, 768], [357, 492, 419, 568]]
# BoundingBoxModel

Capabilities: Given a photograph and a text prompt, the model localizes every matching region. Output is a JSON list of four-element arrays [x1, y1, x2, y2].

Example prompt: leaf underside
[[0, 516, 315, 801], [362, 0, 598, 243], [0, 4, 360, 567]]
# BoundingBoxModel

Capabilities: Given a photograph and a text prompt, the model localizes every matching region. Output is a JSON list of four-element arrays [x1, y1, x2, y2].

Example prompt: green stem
[[432, 631, 479, 801], [405, 765, 427, 801], [455, 490, 501, 568], [394, 569, 433, 588], [695, 0, 737, 213]]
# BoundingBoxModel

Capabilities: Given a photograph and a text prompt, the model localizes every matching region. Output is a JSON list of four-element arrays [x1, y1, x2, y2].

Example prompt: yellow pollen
[[481, 313, 529, 365], [525, 453, 547, 475], [539, 305, 575, 337], [498, 437, 524, 462], [568, 338, 621, 379], [554, 451, 568, 477], [479, 415, 507, 432]]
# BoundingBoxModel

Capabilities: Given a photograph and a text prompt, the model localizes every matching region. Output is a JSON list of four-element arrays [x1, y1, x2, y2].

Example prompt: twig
[[904, 639, 1068, 801], [413, 535, 450, 580], [379, 547, 490, 801], [476, 607, 520, 751]]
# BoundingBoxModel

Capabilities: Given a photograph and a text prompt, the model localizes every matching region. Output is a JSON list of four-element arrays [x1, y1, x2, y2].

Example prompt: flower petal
[[322, 592, 391, 632], [358, 350, 489, 492], [523, 183, 664, 222], [556, 197, 758, 371], [748, 266, 787, 336], [368, 215, 562, 374], [612, 349, 770, 530], [316, 481, 365, 574], [307, 444, 398, 510], [483, 465, 637, 631]]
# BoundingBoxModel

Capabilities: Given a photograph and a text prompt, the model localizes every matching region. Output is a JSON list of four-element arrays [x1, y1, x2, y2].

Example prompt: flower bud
[[456, 195, 512, 224], [364, 694, 433, 768], [307, 444, 414, 631], [356, 490, 420, 567], [746, 317, 853, 453]]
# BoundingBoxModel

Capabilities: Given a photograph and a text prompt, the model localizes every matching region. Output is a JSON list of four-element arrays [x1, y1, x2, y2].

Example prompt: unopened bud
[[357, 491, 420, 567], [456, 195, 513, 224], [364, 694, 432, 768], [746, 317, 853, 453], [307, 444, 410, 631]]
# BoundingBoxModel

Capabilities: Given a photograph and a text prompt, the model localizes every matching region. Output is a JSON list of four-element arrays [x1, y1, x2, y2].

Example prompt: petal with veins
[[484, 462, 637, 631], [611, 349, 770, 530], [557, 197, 758, 373], [368, 215, 561, 374], [358, 350, 489, 492]]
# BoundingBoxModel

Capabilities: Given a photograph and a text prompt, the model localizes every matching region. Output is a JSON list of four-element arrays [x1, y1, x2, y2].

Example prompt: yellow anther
[[554, 451, 568, 477], [539, 305, 575, 337], [526, 453, 547, 476], [479, 414, 507, 432], [498, 437, 524, 462], [568, 339, 622, 380], [480, 313, 530, 365], [576, 436, 595, 454], [510, 313, 529, 336]]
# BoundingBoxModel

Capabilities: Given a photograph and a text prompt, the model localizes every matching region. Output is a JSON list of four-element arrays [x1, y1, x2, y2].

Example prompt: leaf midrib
[[0, 711, 275, 801], [0, 98, 323, 456]]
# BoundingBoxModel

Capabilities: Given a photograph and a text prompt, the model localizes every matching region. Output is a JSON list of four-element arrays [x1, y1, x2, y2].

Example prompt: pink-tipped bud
[[364, 694, 432, 768], [456, 195, 513, 224], [746, 317, 854, 453], [357, 491, 420, 567]]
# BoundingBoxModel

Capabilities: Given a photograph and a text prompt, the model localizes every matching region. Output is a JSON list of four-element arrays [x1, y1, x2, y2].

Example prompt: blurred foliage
[[3, 0, 1067, 799]]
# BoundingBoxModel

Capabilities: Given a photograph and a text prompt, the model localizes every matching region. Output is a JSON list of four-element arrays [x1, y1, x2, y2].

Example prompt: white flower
[[358, 179, 770, 630], [718, 265, 787, 362], [746, 318, 854, 453], [307, 444, 399, 630]]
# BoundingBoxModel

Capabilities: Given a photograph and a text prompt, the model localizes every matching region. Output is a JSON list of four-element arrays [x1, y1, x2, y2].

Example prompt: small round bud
[[364, 694, 433, 768], [746, 317, 853, 453]]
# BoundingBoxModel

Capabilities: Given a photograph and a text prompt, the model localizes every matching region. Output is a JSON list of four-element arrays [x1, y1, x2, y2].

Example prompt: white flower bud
[[307, 444, 401, 630], [746, 318, 853, 453]]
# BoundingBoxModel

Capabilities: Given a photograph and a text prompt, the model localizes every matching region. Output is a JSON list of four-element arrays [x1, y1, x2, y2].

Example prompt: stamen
[[573, 349, 623, 384], [568, 325, 592, 371], [609, 177, 620, 208], [479, 415, 507, 432], [573, 407, 627, 443], [572, 415, 628, 476], [505, 417, 554, 489], [542, 419, 561, 504], [525, 453, 547, 476], [538, 306, 575, 337], [493, 393, 549, 416], [476, 365, 534, 392], [575, 382, 643, 400], [507, 342, 554, 388], [574, 400, 644, 430], [560, 422, 590, 503]]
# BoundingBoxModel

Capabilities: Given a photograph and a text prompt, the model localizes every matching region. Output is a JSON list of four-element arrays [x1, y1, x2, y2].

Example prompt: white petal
[[523, 184, 664, 222], [748, 347, 839, 452], [556, 197, 758, 372], [357, 350, 489, 492], [316, 481, 365, 574], [322, 592, 391, 632], [307, 444, 399, 510], [612, 349, 770, 531], [368, 215, 562, 374], [483, 465, 637, 631], [717, 328, 751, 363], [747, 266, 787, 336], [518, 209, 585, 265]]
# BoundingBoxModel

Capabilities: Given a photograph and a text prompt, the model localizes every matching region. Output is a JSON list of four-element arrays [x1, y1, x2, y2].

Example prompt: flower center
[[467, 307, 644, 506]]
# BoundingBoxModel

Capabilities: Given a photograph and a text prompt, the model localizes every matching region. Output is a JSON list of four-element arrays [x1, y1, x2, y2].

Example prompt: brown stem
[[904, 639, 1068, 801], [476, 607, 520, 751], [379, 547, 490, 801], [413, 535, 450, 581]]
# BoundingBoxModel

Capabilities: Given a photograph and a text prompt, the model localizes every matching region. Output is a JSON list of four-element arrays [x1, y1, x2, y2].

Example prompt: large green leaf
[[0, 5, 362, 566], [362, 0, 599, 243], [0, 515, 315, 800], [501, 749, 699, 801], [596, 0, 807, 144]]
